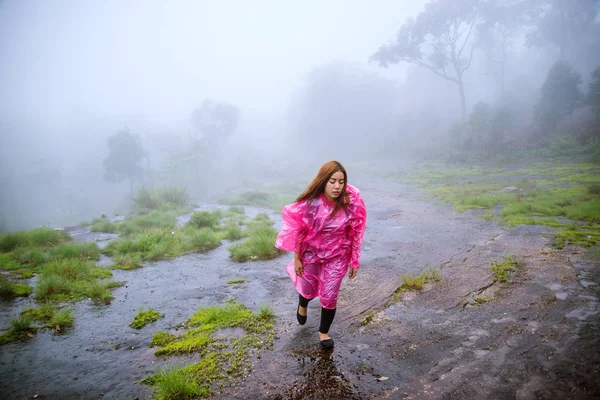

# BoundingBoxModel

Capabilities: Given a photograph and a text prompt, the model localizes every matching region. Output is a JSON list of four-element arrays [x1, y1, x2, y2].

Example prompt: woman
[[276, 160, 367, 348]]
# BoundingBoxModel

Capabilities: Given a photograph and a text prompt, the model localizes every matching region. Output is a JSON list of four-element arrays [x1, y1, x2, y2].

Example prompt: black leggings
[[299, 294, 337, 334]]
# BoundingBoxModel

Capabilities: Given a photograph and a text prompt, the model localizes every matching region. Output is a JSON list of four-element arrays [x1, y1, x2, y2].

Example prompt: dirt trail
[[219, 176, 600, 399]]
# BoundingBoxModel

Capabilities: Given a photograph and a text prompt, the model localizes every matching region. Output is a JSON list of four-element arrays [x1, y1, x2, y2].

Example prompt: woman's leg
[[319, 307, 336, 334], [318, 256, 348, 341]]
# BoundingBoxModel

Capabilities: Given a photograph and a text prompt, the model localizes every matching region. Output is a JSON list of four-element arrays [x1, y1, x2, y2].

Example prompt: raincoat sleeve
[[275, 200, 308, 253], [348, 185, 367, 269]]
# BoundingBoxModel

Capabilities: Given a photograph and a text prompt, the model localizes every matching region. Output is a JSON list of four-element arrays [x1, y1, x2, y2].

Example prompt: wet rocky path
[[1, 173, 599, 399]]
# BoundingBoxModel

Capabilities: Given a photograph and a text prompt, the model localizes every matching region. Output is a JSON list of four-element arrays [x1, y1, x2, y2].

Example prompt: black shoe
[[320, 338, 334, 348], [297, 304, 307, 325]]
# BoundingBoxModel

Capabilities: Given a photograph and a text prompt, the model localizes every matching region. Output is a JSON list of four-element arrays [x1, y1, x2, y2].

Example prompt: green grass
[[221, 222, 246, 241], [134, 186, 190, 213], [181, 227, 221, 252], [0, 315, 37, 346], [103, 225, 224, 262], [130, 307, 161, 329], [50, 242, 101, 260], [0, 228, 71, 252], [35, 258, 118, 302], [110, 254, 143, 270], [227, 278, 248, 285], [0, 278, 32, 298], [151, 331, 175, 347], [118, 211, 177, 236], [187, 211, 220, 229], [144, 354, 223, 399], [154, 331, 213, 356], [490, 255, 520, 282], [552, 227, 600, 249], [12, 246, 48, 266], [146, 300, 275, 397], [393, 159, 600, 240], [229, 217, 282, 262], [90, 218, 118, 233], [228, 206, 245, 214], [386, 267, 442, 306]]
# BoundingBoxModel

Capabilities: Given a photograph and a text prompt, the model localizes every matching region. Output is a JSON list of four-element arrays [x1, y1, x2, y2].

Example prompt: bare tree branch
[[457, 17, 478, 60]]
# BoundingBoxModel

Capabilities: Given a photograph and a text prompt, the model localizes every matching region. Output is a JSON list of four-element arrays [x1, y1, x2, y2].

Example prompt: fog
[[1, 0, 599, 231]]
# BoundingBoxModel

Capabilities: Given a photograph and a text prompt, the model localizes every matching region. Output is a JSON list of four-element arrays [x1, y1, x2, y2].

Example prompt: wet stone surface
[[0, 172, 599, 399]]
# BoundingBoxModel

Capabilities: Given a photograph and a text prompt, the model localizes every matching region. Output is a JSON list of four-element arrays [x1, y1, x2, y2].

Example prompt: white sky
[[0, 0, 426, 124]]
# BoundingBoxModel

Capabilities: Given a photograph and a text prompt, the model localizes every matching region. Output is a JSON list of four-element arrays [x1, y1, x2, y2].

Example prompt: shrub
[[229, 223, 281, 262], [12, 246, 48, 266], [90, 218, 118, 233], [0, 228, 70, 252], [35, 258, 117, 301], [134, 186, 190, 212], [182, 228, 221, 252], [51, 242, 101, 260], [188, 211, 220, 229]]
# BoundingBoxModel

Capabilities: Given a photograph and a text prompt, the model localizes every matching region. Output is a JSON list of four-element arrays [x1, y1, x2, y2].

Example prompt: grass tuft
[[130, 307, 161, 329], [490, 255, 520, 282]]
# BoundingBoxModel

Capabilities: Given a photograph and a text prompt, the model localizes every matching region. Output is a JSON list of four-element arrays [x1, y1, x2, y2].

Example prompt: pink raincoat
[[275, 184, 367, 309]]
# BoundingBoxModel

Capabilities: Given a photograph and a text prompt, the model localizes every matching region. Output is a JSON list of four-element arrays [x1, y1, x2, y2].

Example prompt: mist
[[1, 0, 599, 231]]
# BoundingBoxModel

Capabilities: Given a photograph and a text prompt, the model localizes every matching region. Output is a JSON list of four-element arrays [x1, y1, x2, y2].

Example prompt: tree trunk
[[129, 175, 134, 199], [457, 76, 467, 122]]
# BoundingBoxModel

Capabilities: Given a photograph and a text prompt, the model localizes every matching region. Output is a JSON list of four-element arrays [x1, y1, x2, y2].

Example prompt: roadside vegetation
[[388, 138, 600, 249], [144, 300, 275, 398]]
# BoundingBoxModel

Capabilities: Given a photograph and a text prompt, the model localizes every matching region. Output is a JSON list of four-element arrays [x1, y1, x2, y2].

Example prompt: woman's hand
[[348, 267, 358, 280], [294, 253, 303, 277]]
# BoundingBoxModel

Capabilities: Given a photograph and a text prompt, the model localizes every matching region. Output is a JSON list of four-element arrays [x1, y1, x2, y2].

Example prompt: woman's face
[[324, 171, 345, 201]]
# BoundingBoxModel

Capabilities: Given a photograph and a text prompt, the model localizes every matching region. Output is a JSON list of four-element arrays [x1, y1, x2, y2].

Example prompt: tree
[[588, 67, 600, 120], [535, 60, 583, 133], [371, 0, 484, 121], [477, 0, 537, 95], [190, 99, 240, 145], [287, 61, 398, 161], [526, 0, 598, 60], [103, 128, 145, 196]]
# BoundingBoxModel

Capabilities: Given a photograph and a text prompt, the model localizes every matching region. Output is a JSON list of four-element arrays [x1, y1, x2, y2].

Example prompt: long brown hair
[[297, 160, 349, 215]]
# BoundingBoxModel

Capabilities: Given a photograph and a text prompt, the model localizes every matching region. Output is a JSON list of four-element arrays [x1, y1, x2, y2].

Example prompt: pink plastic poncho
[[275, 184, 367, 309]]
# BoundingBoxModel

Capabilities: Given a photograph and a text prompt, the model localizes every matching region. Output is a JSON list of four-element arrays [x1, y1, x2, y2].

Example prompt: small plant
[[0, 279, 32, 298], [490, 255, 519, 282], [228, 206, 245, 214], [188, 211, 220, 229], [10, 315, 34, 332], [151, 331, 175, 347], [229, 222, 282, 262], [50, 308, 74, 329], [111, 254, 143, 270], [35, 258, 118, 302], [258, 303, 274, 320], [182, 227, 221, 252], [130, 307, 161, 329], [90, 218, 118, 233], [51, 242, 101, 260], [223, 223, 246, 241], [227, 278, 248, 285]]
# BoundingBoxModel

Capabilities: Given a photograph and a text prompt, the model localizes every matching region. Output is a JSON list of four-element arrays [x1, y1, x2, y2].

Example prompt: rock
[[377, 376, 389, 381]]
